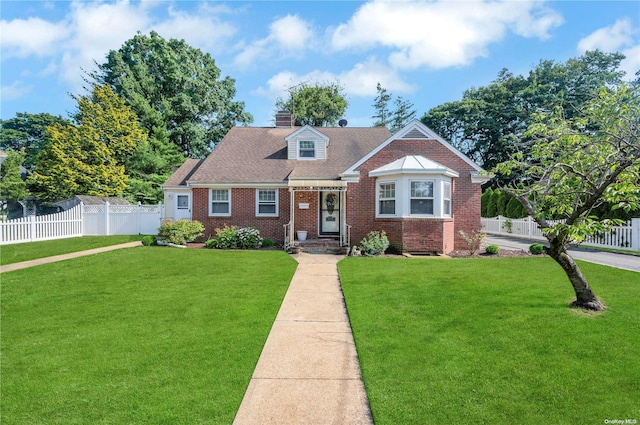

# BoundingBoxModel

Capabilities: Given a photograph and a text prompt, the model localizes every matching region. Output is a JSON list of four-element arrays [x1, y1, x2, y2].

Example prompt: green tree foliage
[[422, 51, 627, 170], [390, 96, 417, 132], [505, 196, 527, 218], [372, 83, 417, 131], [480, 187, 493, 217], [0, 150, 29, 209], [28, 85, 144, 203], [494, 85, 640, 311], [496, 190, 508, 216], [486, 189, 499, 217], [276, 81, 348, 127], [90, 31, 252, 158], [0, 113, 71, 170], [372, 82, 392, 128]]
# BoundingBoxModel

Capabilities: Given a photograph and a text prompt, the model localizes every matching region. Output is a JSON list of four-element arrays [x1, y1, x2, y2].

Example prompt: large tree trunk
[[547, 237, 606, 311]]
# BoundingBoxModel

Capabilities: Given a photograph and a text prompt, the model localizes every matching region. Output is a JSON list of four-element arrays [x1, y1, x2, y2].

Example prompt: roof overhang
[[471, 172, 494, 184], [369, 155, 459, 178], [288, 180, 347, 189]]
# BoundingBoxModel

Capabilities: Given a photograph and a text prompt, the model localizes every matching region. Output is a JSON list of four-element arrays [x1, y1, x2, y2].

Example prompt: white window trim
[[443, 181, 452, 217], [209, 188, 231, 217], [256, 189, 279, 217], [374, 175, 453, 218], [409, 179, 435, 217], [376, 180, 397, 217], [298, 140, 316, 159]]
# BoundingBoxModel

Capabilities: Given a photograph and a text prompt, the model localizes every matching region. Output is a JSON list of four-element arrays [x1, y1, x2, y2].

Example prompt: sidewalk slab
[[233, 253, 373, 425], [0, 241, 142, 273]]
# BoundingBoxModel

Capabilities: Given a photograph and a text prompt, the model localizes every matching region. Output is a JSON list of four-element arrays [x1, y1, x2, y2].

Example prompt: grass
[[338, 257, 640, 425], [1, 247, 297, 424], [0, 235, 145, 266]]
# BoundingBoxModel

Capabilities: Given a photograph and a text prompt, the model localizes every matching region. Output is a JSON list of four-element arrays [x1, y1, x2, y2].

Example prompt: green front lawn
[[1, 248, 297, 425], [339, 257, 640, 425], [0, 235, 144, 265]]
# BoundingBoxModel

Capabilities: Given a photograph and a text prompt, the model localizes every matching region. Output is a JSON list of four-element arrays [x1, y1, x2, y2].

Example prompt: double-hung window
[[443, 181, 451, 216], [378, 182, 396, 215], [410, 180, 434, 215], [298, 140, 315, 158], [210, 189, 230, 216], [256, 189, 278, 216]]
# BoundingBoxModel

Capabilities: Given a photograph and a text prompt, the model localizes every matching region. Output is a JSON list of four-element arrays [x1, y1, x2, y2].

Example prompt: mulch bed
[[448, 249, 535, 258]]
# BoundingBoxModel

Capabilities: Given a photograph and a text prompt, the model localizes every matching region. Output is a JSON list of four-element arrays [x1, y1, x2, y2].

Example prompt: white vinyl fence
[[481, 216, 640, 252], [0, 202, 163, 245]]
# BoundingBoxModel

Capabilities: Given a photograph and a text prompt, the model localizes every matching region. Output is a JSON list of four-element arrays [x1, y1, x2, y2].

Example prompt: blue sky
[[2, 1, 639, 128]]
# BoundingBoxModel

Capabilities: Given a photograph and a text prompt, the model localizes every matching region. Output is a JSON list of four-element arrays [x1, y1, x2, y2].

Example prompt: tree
[[0, 150, 29, 210], [90, 31, 252, 158], [390, 96, 417, 132], [0, 113, 71, 170], [275, 81, 348, 127], [494, 85, 640, 311], [372, 83, 392, 128], [372, 83, 417, 131], [422, 51, 628, 171], [28, 85, 142, 203]]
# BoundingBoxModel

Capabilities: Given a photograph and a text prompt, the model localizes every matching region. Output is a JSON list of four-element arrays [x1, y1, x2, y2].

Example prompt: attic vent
[[402, 128, 428, 139]]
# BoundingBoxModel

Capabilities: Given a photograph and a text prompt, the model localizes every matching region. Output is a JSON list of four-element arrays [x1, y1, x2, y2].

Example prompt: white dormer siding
[[286, 126, 330, 160]]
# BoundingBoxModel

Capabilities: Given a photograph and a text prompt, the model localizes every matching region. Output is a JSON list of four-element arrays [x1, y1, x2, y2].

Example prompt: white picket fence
[[0, 202, 163, 245], [481, 216, 640, 252]]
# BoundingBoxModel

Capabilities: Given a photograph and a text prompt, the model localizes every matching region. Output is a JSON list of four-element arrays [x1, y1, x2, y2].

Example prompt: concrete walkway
[[0, 241, 143, 273], [484, 235, 640, 272], [233, 252, 373, 425]]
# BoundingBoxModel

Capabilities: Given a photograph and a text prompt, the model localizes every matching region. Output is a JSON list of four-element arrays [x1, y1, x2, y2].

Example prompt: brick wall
[[347, 138, 481, 252], [192, 187, 291, 243]]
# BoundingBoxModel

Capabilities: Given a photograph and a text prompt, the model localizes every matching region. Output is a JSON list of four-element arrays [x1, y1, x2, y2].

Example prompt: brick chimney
[[275, 111, 293, 128]]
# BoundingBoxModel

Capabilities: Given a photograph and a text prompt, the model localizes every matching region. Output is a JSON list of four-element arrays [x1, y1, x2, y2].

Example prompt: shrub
[[237, 227, 263, 249], [485, 245, 500, 255], [215, 225, 239, 249], [529, 243, 546, 255], [158, 220, 204, 245], [358, 230, 390, 256], [459, 229, 486, 255], [141, 235, 157, 246], [204, 238, 218, 249], [262, 238, 274, 248]]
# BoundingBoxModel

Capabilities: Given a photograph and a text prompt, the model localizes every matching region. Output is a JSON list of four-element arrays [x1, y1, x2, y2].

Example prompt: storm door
[[319, 191, 340, 236]]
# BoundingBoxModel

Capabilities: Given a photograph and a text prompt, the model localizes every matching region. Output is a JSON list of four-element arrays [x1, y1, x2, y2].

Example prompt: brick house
[[162, 114, 490, 254]]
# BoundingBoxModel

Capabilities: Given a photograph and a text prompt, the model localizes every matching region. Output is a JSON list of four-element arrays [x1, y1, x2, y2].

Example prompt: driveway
[[484, 235, 640, 273]]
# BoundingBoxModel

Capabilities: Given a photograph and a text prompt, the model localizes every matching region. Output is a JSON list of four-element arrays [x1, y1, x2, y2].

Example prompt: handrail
[[283, 221, 291, 251]]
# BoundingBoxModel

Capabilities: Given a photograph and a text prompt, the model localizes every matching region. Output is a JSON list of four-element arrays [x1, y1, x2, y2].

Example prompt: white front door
[[175, 194, 191, 220]]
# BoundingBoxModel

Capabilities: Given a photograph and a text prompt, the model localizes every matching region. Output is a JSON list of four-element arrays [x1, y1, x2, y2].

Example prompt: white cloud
[[234, 14, 314, 68], [151, 5, 237, 52], [0, 17, 70, 58], [1, 80, 33, 101], [577, 18, 635, 52], [331, 0, 563, 70], [578, 18, 640, 81], [253, 58, 413, 102]]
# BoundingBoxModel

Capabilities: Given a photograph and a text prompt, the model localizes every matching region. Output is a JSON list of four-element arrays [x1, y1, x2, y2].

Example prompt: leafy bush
[[215, 225, 239, 249], [238, 227, 263, 249], [262, 238, 274, 248], [158, 220, 204, 245], [141, 235, 157, 246], [358, 230, 390, 256], [459, 230, 486, 255], [485, 245, 500, 255], [204, 238, 218, 249], [529, 243, 546, 255]]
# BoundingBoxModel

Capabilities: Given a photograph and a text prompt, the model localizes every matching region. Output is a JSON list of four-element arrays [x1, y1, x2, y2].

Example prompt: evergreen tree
[[390, 96, 417, 132], [0, 150, 29, 210], [372, 83, 391, 128]]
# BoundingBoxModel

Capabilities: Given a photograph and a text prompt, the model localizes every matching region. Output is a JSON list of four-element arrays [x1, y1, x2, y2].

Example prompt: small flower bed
[[208, 225, 263, 249]]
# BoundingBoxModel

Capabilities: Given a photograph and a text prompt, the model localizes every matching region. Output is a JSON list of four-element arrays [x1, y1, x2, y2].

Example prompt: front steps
[[293, 238, 343, 254]]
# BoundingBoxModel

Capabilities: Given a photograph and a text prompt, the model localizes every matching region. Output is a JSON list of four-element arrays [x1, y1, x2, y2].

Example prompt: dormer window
[[298, 140, 315, 159]]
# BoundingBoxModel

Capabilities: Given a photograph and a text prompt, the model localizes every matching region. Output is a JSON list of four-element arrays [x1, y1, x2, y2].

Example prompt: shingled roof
[[187, 126, 392, 184], [162, 159, 205, 187]]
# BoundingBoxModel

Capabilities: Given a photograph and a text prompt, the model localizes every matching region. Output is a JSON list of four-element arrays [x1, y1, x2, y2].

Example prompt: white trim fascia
[[285, 125, 330, 143], [471, 173, 494, 184], [188, 182, 289, 188], [344, 119, 484, 174], [161, 185, 190, 190]]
